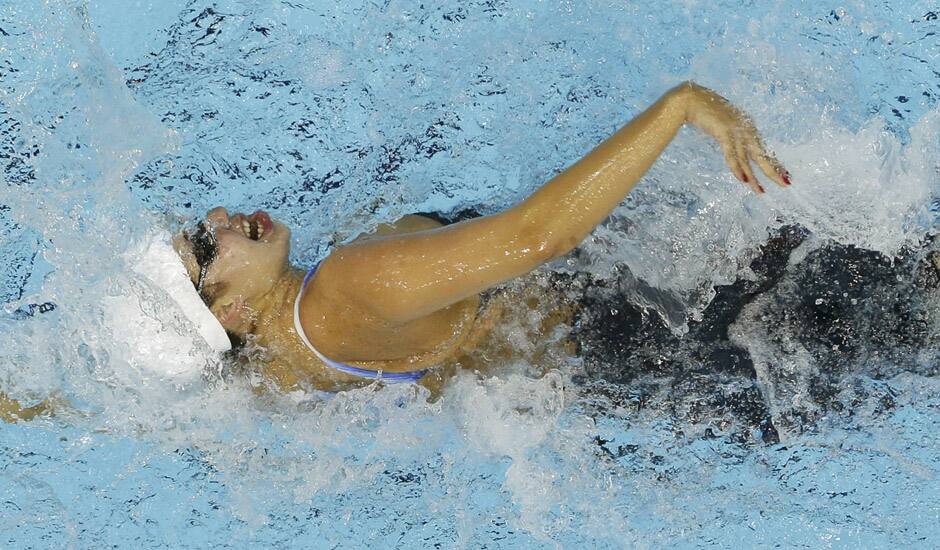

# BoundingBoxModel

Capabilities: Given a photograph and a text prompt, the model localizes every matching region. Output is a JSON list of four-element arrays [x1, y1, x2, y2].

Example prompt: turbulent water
[[2, 0, 939, 547]]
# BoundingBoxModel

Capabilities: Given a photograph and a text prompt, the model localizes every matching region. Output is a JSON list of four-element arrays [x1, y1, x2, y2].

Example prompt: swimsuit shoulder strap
[[292, 262, 427, 384]]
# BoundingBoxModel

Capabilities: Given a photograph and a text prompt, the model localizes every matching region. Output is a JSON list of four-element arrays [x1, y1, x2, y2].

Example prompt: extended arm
[[313, 82, 789, 323]]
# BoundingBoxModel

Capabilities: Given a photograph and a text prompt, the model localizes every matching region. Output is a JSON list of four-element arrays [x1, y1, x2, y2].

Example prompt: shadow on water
[[573, 224, 940, 444]]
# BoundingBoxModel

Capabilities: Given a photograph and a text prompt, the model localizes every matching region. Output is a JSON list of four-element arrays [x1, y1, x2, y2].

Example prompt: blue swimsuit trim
[[295, 263, 429, 384]]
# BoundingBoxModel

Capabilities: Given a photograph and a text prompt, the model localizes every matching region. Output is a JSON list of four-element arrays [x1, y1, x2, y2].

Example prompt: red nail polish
[[783, 174, 792, 185], [742, 173, 749, 183]]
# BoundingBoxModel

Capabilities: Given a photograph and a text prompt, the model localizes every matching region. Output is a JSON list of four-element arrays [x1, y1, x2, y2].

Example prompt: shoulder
[[357, 214, 444, 241]]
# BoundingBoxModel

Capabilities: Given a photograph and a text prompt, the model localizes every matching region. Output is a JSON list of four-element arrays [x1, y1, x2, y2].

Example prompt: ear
[[213, 296, 246, 329]]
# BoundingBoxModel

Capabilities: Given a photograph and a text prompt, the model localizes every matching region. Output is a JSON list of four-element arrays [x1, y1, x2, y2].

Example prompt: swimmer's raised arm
[[312, 82, 789, 324]]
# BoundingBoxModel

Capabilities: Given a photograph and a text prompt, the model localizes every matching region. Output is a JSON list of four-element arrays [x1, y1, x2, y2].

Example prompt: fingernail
[[742, 173, 749, 183], [757, 185, 765, 194], [783, 174, 792, 185]]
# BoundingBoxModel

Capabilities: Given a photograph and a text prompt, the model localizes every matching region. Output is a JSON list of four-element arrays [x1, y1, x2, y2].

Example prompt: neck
[[238, 268, 305, 343]]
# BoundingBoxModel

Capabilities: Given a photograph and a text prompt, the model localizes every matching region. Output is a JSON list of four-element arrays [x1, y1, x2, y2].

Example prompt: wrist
[[665, 81, 697, 122]]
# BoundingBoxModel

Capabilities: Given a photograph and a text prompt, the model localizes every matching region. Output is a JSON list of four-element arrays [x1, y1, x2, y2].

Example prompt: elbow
[[518, 219, 580, 265], [544, 233, 581, 262]]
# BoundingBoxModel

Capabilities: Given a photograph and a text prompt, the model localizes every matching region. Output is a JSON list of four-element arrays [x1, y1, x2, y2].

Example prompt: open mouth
[[240, 218, 264, 240], [237, 211, 274, 241]]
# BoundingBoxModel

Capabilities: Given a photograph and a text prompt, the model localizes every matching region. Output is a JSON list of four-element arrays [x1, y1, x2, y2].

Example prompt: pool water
[[2, 0, 939, 547]]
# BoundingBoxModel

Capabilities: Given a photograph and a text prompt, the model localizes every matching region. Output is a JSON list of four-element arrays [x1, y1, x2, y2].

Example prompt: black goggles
[[185, 222, 219, 295]]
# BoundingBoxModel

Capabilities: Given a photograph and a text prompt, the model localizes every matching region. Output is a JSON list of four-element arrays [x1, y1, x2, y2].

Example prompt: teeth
[[238, 218, 266, 240]]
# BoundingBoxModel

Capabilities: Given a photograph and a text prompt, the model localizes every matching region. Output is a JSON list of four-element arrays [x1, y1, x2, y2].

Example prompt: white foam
[[103, 230, 230, 382]]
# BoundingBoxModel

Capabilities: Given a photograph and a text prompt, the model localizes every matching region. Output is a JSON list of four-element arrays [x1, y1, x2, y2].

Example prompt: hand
[[677, 82, 791, 193]]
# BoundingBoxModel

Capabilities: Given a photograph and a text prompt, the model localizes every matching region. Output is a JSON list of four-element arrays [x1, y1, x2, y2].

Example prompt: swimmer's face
[[173, 207, 291, 331]]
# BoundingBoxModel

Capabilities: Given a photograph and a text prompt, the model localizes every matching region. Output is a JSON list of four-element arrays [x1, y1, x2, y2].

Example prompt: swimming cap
[[103, 230, 231, 382], [130, 230, 232, 353]]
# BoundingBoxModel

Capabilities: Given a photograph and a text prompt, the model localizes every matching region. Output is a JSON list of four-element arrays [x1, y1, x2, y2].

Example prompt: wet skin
[[0, 83, 790, 420], [175, 82, 792, 394]]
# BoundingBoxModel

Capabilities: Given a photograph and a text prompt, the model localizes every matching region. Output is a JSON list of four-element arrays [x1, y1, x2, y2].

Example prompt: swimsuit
[[292, 263, 429, 383]]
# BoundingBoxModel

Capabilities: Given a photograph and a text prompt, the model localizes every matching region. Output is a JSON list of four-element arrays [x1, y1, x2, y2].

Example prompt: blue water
[[2, 0, 939, 547]]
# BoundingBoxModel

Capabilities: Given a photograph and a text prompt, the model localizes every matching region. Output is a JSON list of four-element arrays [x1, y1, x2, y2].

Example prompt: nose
[[206, 207, 230, 226]]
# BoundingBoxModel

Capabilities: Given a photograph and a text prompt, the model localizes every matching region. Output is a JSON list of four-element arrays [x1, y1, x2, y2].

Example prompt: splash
[[2, 0, 939, 547]]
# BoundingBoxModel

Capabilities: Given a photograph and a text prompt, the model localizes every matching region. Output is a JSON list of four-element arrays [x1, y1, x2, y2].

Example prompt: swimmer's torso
[[256, 215, 490, 392]]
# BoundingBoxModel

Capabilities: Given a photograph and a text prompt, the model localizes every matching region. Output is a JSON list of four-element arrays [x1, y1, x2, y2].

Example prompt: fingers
[[720, 139, 744, 185], [746, 137, 791, 187], [735, 135, 762, 193], [720, 126, 793, 194], [721, 134, 763, 194]]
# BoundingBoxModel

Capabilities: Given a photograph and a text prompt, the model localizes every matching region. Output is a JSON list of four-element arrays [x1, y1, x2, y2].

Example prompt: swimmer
[[0, 82, 790, 420], [171, 82, 790, 395]]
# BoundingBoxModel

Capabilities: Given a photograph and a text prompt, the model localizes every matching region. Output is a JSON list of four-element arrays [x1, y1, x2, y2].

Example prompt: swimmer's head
[[173, 207, 291, 335]]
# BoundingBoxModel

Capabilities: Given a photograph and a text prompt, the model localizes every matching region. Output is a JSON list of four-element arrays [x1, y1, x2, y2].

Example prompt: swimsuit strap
[[293, 263, 428, 384]]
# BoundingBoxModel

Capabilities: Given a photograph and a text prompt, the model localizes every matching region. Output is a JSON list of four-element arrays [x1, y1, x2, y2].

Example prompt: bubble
[[3, 0, 939, 547]]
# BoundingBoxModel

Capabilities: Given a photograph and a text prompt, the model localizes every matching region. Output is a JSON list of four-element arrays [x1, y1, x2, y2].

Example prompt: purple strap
[[296, 264, 429, 384]]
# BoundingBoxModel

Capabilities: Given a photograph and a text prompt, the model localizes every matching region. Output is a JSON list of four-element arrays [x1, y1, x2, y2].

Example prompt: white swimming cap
[[131, 230, 232, 353], [103, 230, 231, 382]]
